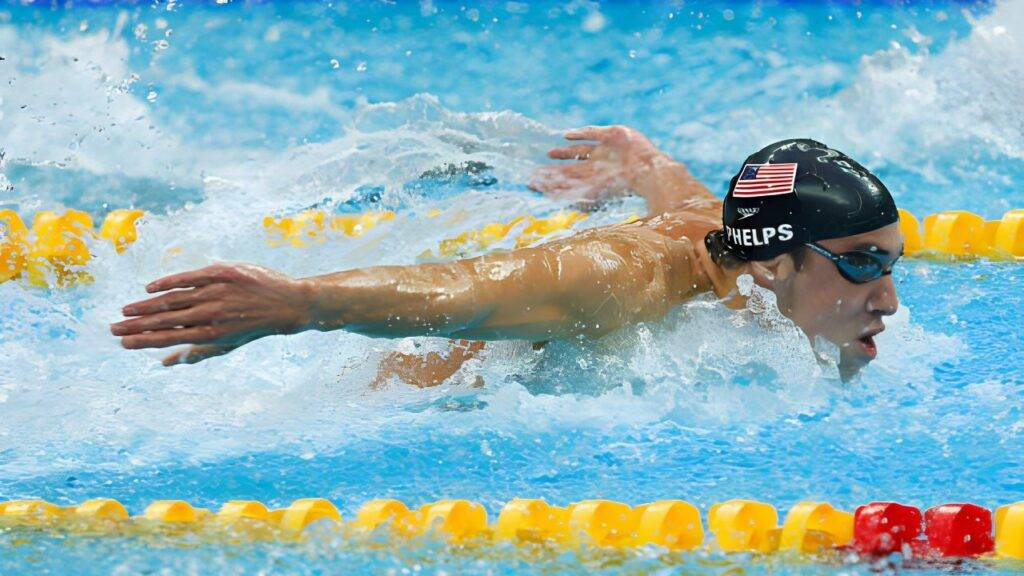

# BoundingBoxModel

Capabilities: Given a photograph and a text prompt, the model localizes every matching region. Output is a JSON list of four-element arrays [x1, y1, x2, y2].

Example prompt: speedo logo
[[726, 224, 794, 247], [737, 207, 760, 220]]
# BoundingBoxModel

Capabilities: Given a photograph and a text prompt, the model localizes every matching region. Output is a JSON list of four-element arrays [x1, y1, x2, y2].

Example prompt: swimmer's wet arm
[[112, 224, 703, 360], [303, 226, 702, 341], [630, 153, 718, 214]]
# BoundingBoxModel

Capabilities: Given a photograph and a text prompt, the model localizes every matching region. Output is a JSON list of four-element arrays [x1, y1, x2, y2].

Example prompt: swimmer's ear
[[746, 255, 788, 290]]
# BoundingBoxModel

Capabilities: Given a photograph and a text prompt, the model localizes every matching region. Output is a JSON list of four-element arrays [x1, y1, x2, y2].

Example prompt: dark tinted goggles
[[805, 242, 900, 284]]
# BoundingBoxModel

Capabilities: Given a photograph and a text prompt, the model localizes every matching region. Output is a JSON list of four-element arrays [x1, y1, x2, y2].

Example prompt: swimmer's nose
[[867, 274, 899, 316]]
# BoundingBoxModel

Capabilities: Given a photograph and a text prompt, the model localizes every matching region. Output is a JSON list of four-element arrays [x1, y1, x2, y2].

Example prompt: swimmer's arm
[[629, 151, 718, 214], [112, 225, 701, 362], [304, 226, 697, 340]]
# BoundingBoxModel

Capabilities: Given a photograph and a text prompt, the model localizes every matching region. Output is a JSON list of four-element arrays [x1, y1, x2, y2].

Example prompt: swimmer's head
[[705, 139, 902, 377]]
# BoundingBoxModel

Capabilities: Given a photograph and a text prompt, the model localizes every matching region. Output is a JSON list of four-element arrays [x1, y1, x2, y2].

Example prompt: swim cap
[[708, 139, 898, 262]]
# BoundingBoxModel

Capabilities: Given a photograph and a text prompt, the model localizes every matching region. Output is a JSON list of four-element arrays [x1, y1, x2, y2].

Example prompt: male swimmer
[[111, 126, 902, 379]]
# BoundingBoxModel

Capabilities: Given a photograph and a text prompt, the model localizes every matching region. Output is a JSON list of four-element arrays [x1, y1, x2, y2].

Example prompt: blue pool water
[[1, 0, 1023, 573]]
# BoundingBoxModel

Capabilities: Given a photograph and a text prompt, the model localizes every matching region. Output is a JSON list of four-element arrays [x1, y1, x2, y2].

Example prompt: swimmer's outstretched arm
[[530, 125, 716, 214], [112, 223, 703, 365]]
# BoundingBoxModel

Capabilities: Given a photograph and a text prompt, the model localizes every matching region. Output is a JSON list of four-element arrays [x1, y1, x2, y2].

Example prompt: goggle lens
[[807, 243, 900, 284]]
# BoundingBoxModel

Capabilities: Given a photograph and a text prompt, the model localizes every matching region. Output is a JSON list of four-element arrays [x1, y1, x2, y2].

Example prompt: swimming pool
[[1, 0, 1023, 573]]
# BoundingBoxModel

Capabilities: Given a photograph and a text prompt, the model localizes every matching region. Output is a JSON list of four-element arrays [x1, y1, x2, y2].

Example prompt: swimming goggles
[[804, 242, 900, 284]]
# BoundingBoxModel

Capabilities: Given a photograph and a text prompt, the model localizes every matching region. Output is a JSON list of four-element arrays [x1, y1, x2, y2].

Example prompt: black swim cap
[[707, 138, 898, 262]]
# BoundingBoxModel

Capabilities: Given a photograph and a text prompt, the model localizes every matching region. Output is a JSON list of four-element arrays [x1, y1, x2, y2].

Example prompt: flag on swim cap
[[718, 138, 898, 261]]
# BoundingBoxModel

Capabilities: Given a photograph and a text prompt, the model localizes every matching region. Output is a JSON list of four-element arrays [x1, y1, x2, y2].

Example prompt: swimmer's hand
[[530, 125, 716, 214], [110, 263, 312, 366], [530, 125, 659, 203]]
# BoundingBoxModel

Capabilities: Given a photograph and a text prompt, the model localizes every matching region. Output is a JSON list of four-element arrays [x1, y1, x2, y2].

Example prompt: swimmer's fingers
[[145, 263, 239, 293], [530, 163, 594, 187], [162, 344, 239, 366], [564, 126, 606, 141], [564, 125, 631, 143], [528, 166, 581, 196], [548, 144, 595, 161], [121, 286, 211, 316], [529, 164, 610, 197], [119, 322, 257, 350], [111, 303, 220, 336]]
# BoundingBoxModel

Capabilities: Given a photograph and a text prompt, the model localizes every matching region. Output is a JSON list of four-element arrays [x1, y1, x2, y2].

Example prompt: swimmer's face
[[771, 223, 902, 377]]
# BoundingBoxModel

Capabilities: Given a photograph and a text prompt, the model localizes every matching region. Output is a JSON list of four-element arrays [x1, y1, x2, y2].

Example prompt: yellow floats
[[98, 209, 145, 254], [996, 502, 1024, 559], [779, 501, 854, 552], [431, 210, 587, 258], [1, 205, 1021, 290], [27, 209, 95, 287], [0, 496, 701, 552], [144, 500, 211, 523], [278, 498, 341, 532], [902, 208, 1024, 258], [494, 498, 568, 543], [0, 210, 29, 283], [707, 499, 780, 552], [262, 210, 396, 247], [0, 208, 146, 288], [633, 499, 704, 551], [5, 496, 1024, 563], [76, 498, 129, 520]]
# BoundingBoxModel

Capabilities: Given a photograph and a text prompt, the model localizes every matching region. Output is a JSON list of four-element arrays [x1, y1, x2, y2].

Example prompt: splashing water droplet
[[330, 59, 340, 69], [356, 61, 367, 72], [581, 11, 607, 33], [146, 91, 157, 102]]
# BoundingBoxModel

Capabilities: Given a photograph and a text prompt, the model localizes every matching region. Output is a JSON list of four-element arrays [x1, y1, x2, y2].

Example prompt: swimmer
[[111, 126, 902, 379]]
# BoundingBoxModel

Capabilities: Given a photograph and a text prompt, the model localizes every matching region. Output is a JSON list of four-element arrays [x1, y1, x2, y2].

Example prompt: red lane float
[[853, 502, 922, 555], [924, 503, 994, 557]]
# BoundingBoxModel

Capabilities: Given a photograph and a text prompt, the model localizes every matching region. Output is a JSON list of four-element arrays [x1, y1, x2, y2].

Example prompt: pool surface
[[1, 0, 1023, 573]]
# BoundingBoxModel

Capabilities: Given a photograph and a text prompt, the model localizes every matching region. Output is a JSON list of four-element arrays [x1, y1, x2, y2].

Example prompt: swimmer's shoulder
[[625, 199, 723, 246], [637, 202, 726, 298], [586, 204, 720, 299]]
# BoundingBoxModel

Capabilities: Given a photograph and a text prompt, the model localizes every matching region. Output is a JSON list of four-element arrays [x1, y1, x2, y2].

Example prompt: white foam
[[676, 2, 1024, 175]]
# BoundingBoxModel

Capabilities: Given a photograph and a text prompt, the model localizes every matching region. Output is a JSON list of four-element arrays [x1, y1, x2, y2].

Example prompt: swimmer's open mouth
[[859, 335, 877, 356], [857, 327, 884, 358]]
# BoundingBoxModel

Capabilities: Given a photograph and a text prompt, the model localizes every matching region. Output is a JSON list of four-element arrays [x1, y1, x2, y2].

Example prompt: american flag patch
[[733, 163, 798, 197]]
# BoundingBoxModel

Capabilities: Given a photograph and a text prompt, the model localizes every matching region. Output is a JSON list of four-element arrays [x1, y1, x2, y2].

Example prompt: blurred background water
[[1, 0, 1022, 573]]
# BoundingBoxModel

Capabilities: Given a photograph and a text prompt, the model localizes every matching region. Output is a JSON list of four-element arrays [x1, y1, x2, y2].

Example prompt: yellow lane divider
[[262, 210, 397, 247], [899, 208, 1024, 258], [3, 497, 1024, 561], [0, 208, 143, 288], [0, 207, 1021, 289]]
